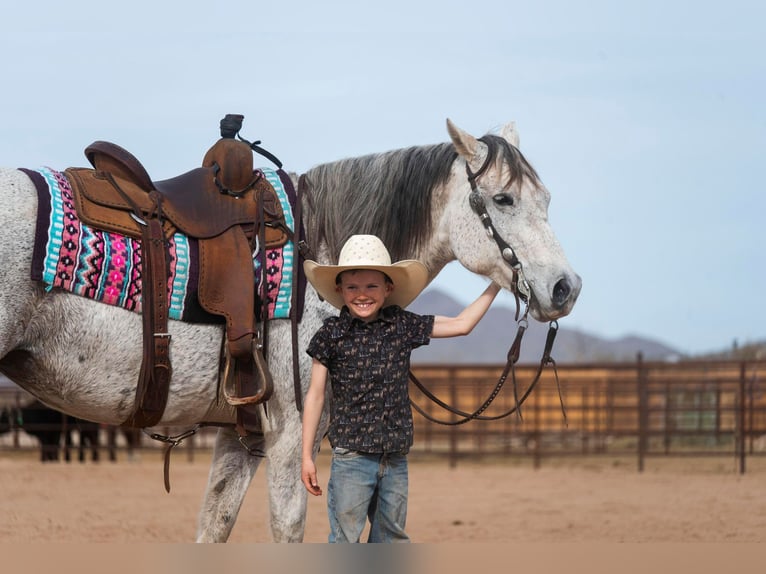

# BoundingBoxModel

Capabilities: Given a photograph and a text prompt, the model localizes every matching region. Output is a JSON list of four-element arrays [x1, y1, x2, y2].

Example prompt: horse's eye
[[493, 194, 514, 207]]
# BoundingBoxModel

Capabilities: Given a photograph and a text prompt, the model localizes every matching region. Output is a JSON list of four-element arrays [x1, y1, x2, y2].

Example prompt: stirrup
[[222, 339, 274, 406]]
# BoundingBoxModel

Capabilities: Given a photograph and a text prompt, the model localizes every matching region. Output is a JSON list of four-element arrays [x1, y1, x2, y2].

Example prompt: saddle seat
[[64, 127, 288, 427], [70, 140, 286, 241]]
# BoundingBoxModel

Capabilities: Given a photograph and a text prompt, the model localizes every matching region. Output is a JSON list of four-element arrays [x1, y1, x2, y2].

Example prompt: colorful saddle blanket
[[26, 166, 304, 322]]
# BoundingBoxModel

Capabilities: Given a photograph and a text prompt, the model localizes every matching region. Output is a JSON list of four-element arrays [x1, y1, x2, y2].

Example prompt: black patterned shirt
[[307, 305, 434, 454]]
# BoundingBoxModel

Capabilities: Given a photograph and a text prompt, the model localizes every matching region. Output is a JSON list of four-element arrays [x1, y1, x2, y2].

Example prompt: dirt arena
[[1, 448, 765, 544]]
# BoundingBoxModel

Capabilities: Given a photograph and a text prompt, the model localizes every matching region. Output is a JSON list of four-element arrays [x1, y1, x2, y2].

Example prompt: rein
[[409, 143, 567, 425], [409, 314, 566, 426]]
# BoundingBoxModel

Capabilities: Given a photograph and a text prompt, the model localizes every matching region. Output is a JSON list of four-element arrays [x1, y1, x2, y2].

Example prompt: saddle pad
[[257, 167, 296, 319], [25, 166, 303, 322]]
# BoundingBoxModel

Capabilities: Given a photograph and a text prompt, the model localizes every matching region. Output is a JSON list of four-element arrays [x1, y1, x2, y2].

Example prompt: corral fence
[[0, 391, 219, 461], [409, 357, 766, 473], [2, 358, 764, 471]]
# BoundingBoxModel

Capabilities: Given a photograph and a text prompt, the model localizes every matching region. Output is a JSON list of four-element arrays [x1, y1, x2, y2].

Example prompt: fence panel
[[409, 359, 766, 472]]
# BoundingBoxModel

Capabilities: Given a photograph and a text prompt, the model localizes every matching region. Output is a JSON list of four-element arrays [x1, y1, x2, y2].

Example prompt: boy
[[301, 234, 500, 543]]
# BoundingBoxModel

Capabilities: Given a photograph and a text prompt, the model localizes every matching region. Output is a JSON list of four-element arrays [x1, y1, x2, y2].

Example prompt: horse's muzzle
[[552, 273, 582, 312]]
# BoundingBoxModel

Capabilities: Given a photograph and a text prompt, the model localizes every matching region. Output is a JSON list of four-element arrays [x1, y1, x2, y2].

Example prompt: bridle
[[464, 140, 531, 315], [409, 140, 567, 425]]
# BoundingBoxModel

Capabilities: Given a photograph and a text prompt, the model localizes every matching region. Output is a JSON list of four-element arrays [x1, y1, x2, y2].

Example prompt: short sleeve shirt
[[306, 305, 434, 454]]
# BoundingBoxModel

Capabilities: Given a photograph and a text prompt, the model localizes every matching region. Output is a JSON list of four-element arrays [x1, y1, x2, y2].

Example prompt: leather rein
[[409, 142, 567, 425]]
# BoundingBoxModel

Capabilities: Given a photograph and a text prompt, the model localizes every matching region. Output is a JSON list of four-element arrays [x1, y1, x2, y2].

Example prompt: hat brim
[[304, 259, 430, 310]]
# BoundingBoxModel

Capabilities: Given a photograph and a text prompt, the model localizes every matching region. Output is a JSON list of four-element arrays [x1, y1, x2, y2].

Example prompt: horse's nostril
[[552, 278, 571, 307]]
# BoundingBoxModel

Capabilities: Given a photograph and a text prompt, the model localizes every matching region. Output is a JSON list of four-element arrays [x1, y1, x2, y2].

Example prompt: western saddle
[[65, 114, 290, 429]]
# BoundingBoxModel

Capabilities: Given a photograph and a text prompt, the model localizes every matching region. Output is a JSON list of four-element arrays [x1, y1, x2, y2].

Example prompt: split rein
[[408, 148, 567, 426], [408, 304, 566, 426]]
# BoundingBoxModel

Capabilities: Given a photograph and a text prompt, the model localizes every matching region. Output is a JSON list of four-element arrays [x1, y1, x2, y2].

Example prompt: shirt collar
[[338, 305, 401, 329]]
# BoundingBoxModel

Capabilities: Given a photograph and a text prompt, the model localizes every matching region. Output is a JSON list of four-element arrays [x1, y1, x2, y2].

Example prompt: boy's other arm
[[431, 281, 501, 339], [301, 359, 328, 496]]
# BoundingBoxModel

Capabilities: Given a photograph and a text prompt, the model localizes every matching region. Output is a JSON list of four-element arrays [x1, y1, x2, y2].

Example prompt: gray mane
[[300, 134, 540, 262]]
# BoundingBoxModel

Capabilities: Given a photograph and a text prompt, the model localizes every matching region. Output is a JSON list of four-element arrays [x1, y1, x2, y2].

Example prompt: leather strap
[[290, 177, 305, 412], [123, 193, 171, 427], [232, 193, 272, 438]]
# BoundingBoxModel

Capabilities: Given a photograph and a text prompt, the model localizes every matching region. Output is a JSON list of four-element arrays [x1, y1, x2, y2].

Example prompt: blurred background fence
[[410, 357, 766, 472], [2, 357, 764, 471]]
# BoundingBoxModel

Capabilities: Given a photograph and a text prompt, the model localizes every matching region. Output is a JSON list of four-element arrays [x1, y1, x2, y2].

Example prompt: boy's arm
[[301, 358, 328, 496], [431, 282, 501, 339]]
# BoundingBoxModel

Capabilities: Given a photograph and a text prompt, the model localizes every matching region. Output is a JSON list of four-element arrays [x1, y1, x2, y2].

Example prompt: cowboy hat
[[303, 235, 429, 310]]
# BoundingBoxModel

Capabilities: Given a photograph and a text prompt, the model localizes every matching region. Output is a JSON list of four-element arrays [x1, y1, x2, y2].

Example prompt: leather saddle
[[65, 116, 289, 428]]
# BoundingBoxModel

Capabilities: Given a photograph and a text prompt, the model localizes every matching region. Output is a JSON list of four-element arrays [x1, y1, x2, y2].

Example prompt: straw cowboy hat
[[303, 234, 429, 310]]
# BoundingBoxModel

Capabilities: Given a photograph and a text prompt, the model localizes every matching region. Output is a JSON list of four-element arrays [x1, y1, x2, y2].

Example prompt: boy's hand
[[302, 459, 323, 496]]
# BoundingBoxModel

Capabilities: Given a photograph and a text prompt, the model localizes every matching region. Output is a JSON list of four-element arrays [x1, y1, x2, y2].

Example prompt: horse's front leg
[[264, 406, 308, 543], [196, 426, 264, 542]]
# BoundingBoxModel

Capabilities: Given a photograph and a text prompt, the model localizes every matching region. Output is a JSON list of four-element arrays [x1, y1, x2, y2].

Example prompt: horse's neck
[[294, 149, 459, 273], [415, 180, 458, 280]]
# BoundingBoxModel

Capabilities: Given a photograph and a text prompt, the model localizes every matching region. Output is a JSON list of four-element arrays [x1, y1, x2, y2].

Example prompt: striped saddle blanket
[[26, 166, 304, 323]]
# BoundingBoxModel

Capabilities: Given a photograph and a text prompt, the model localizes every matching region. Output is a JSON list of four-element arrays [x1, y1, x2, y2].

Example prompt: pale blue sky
[[1, 0, 763, 355]]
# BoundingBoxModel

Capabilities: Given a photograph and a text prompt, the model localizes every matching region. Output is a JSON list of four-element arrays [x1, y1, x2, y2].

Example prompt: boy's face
[[336, 269, 394, 322]]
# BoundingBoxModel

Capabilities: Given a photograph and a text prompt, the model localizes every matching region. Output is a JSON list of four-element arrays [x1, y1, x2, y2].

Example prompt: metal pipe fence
[[408, 358, 766, 472], [0, 390, 219, 461]]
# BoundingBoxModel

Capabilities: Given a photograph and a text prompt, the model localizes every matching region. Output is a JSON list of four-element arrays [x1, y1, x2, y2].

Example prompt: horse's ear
[[499, 121, 520, 147], [446, 119, 487, 170]]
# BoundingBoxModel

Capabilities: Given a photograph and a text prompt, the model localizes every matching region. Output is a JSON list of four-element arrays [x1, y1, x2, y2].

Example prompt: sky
[[0, 0, 763, 356]]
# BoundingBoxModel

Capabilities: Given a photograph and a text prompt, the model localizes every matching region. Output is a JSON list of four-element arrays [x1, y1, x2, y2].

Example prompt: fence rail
[[409, 358, 766, 472], [2, 358, 765, 471]]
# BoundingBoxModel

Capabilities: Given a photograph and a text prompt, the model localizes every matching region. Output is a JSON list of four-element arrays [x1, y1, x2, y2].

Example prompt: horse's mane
[[300, 133, 540, 262]]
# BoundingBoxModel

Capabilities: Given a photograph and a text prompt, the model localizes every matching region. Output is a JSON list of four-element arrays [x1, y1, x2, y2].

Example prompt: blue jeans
[[327, 448, 410, 543]]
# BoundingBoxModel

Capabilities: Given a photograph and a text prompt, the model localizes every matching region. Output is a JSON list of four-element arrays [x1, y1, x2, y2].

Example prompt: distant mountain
[[409, 289, 682, 364]]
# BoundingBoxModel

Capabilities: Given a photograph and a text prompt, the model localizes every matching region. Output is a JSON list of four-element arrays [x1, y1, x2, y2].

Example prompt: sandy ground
[[1, 449, 766, 544]]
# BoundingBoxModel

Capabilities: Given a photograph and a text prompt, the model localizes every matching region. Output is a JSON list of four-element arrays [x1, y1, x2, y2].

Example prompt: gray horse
[[0, 119, 580, 541]]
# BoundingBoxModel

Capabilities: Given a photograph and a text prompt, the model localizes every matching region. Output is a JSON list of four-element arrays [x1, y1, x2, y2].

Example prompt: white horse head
[[439, 118, 581, 321]]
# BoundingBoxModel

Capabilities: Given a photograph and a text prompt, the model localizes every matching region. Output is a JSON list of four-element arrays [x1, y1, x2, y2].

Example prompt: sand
[[1, 449, 765, 544]]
